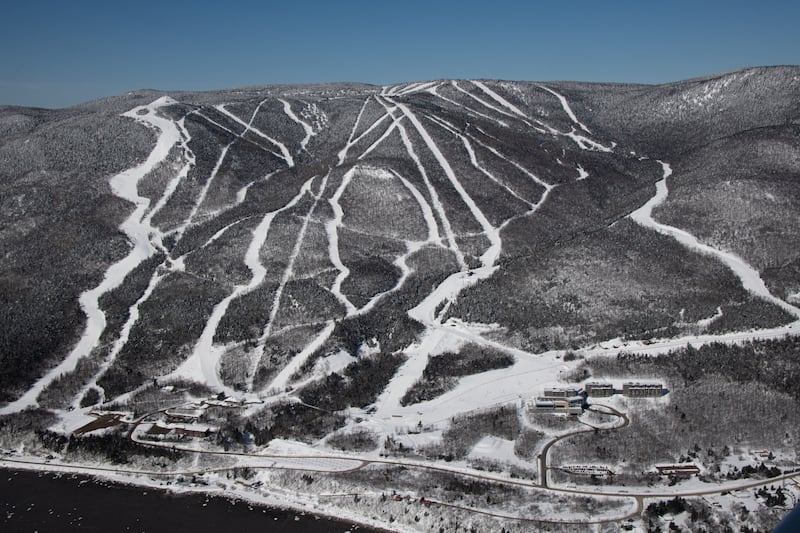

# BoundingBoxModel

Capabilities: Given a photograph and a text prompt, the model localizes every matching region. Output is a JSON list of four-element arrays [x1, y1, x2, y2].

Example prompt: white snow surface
[[246, 176, 329, 391], [468, 436, 521, 465], [696, 306, 724, 329], [378, 96, 465, 269]]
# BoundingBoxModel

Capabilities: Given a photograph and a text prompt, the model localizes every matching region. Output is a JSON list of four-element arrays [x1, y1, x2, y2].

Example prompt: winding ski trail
[[537, 84, 592, 134], [279, 98, 315, 152], [630, 161, 800, 319], [372, 94, 556, 419], [325, 168, 359, 315], [73, 98, 284, 402], [267, 321, 336, 393], [0, 97, 181, 415]]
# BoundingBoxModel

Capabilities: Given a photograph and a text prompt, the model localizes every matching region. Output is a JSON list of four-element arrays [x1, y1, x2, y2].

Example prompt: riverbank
[[0, 463, 387, 533]]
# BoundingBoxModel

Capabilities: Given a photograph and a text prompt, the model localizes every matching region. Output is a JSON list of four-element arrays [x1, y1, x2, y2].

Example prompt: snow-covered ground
[[5, 79, 800, 531]]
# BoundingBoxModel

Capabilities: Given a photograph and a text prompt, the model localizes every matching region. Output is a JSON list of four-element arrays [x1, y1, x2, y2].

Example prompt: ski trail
[[356, 119, 400, 160], [234, 169, 281, 206], [215, 103, 294, 166], [346, 96, 371, 146], [194, 111, 283, 161], [83, 99, 280, 400], [371, 102, 519, 416], [382, 84, 404, 96], [247, 176, 329, 391], [455, 126, 554, 216], [279, 98, 315, 151], [387, 168, 441, 244], [452, 81, 528, 124], [428, 84, 509, 127], [72, 270, 165, 408], [395, 101, 501, 269], [175, 140, 235, 239], [172, 177, 317, 391], [696, 306, 723, 329], [425, 113, 535, 208], [195, 216, 257, 252], [372, 104, 562, 418], [396, 81, 439, 96], [337, 98, 392, 165], [630, 161, 800, 319], [325, 168, 359, 315], [345, 166, 444, 317], [267, 320, 336, 393], [143, 114, 197, 236], [563, 128, 614, 152], [377, 96, 465, 269], [462, 128, 552, 195], [470, 80, 529, 118], [455, 81, 552, 136], [394, 82, 423, 96], [0, 96, 181, 415], [470, 80, 612, 152], [173, 101, 271, 240], [353, 239, 430, 318], [537, 84, 592, 134]]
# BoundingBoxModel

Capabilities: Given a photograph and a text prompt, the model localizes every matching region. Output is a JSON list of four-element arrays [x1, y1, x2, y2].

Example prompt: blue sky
[[1, 0, 798, 108]]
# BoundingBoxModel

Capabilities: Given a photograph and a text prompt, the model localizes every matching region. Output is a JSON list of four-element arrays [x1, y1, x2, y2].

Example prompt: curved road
[[115, 401, 798, 526], [538, 403, 629, 488], [3, 400, 796, 528]]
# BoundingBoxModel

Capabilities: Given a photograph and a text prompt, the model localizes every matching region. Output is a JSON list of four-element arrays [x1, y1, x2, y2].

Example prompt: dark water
[[0, 468, 378, 533]]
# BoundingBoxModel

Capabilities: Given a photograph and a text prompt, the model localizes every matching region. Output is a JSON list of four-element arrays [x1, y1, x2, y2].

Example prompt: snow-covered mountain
[[2, 67, 799, 411], [3, 66, 800, 531]]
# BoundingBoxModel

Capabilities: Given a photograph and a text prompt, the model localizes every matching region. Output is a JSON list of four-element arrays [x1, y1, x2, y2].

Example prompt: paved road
[[120, 402, 800, 525], [5, 400, 794, 527], [538, 403, 629, 488]]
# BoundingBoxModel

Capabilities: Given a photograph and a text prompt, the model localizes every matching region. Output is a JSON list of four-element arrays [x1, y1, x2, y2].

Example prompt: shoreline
[[0, 458, 395, 533]]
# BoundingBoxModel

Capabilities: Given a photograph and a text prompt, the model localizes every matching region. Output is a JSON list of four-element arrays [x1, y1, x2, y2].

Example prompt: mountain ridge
[[2, 65, 800, 531], [2, 66, 799, 407]]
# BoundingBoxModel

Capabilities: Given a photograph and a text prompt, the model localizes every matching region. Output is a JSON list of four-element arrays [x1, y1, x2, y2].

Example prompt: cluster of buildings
[[585, 382, 665, 398], [560, 465, 615, 477], [655, 464, 700, 477], [531, 398, 584, 415], [146, 405, 217, 440], [530, 387, 584, 415], [529, 382, 666, 414]]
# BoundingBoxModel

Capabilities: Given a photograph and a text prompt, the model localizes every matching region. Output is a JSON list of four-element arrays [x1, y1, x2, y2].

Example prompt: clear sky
[[2, 0, 798, 108]]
